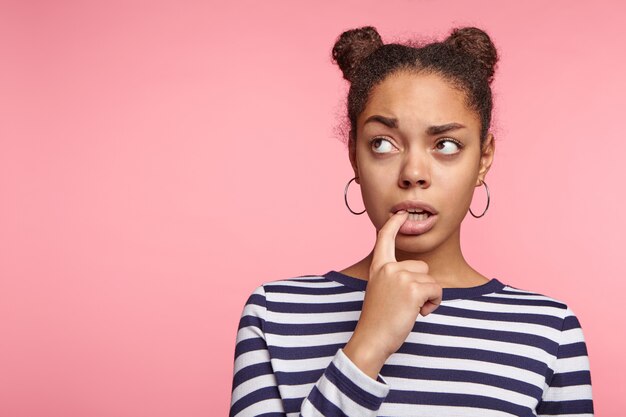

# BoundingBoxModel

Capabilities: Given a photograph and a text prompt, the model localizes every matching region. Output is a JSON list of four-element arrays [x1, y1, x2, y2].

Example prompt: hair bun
[[444, 27, 499, 82], [331, 26, 384, 82]]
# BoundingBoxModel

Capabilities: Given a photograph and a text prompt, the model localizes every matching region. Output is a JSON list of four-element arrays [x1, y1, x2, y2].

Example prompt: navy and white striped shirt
[[230, 270, 594, 416]]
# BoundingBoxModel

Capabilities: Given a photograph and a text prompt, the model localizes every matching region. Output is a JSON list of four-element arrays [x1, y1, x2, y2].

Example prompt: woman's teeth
[[408, 212, 430, 221]]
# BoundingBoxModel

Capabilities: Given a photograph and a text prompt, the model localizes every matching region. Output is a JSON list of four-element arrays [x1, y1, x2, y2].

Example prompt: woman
[[229, 26, 594, 416]]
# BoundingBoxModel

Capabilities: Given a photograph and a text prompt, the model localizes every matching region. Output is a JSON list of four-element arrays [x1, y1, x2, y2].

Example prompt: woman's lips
[[398, 212, 438, 235]]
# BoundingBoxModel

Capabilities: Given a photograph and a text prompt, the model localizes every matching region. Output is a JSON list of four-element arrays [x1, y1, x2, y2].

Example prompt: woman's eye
[[435, 139, 462, 155], [370, 137, 394, 154]]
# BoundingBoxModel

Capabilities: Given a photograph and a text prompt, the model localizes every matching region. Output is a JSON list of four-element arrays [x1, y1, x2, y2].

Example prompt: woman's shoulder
[[497, 281, 568, 304], [249, 271, 352, 291], [492, 280, 584, 322], [235, 275, 331, 326], [240, 272, 363, 312]]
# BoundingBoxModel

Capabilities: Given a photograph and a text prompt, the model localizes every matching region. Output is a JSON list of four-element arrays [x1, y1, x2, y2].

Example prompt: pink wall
[[1, 0, 623, 415]]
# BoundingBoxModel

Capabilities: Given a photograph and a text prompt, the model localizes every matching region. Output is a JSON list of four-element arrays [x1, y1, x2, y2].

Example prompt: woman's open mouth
[[390, 201, 438, 235], [406, 210, 431, 221], [398, 210, 437, 235]]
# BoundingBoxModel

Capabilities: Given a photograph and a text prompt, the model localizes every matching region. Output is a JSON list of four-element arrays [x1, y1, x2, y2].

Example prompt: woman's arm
[[229, 284, 390, 417], [536, 306, 594, 416]]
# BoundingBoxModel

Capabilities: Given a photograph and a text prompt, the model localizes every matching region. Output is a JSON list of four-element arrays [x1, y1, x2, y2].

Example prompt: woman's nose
[[398, 150, 431, 188]]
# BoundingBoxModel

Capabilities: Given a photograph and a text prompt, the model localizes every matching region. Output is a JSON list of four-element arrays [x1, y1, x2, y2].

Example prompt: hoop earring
[[469, 180, 490, 218], [344, 177, 366, 215]]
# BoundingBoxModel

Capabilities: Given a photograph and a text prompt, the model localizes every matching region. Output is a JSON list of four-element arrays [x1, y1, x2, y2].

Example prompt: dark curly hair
[[331, 26, 499, 149]]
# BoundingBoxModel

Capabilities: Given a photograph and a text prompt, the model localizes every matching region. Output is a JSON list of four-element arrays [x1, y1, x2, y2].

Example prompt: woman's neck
[[339, 229, 490, 288]]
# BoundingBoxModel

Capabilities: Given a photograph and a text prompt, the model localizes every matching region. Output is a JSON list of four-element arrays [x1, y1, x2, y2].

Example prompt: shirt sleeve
[[536, 306, 594, 416], [229, 284, 391, 417]]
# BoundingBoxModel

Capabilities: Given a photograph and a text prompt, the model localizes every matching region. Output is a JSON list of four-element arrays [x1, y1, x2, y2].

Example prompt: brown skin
[[340, 70, 496, 379]]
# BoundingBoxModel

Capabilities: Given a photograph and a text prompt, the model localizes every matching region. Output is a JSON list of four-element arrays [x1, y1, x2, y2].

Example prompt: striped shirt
[[229, 270, 594, 416]]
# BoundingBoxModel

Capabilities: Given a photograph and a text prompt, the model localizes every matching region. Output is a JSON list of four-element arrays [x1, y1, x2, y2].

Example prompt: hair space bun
[[444, 27, 499, 82], [331, 26, 384, 82]]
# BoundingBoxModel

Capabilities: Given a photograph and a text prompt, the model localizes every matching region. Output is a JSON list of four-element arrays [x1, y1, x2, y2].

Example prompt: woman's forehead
[[359, 72, 479, 129]]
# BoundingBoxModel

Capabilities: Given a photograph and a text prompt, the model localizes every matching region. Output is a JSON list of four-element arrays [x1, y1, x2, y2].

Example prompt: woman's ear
[[477, 132, 495, 186], [348, 130, 360, 184]]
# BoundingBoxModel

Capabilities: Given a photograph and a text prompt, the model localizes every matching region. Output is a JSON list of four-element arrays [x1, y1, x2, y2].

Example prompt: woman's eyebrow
[[427, 122, 466, 135], [364, 115, 466, 134], [364, 115, 398, 128]]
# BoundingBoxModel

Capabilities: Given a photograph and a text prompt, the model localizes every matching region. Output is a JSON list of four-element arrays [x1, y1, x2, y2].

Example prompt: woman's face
[[349, 70, 495, 255]]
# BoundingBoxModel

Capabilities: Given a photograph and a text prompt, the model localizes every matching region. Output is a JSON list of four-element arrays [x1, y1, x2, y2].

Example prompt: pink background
[[1, 0, 624, 415]]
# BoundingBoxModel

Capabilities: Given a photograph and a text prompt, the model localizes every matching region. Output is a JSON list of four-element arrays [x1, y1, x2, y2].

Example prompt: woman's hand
[[342, 210, 443, 379]]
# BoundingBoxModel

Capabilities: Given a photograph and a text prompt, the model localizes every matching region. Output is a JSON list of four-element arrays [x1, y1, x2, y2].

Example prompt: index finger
[[370, 210, 409, 272]]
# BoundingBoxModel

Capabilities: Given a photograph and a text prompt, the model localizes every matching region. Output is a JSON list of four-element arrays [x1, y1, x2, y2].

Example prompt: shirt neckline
[[323, 270, 505, 301]]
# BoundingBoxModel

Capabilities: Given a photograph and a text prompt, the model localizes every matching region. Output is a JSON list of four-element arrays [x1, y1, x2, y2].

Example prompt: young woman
[[229, 26, 594, 416]]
